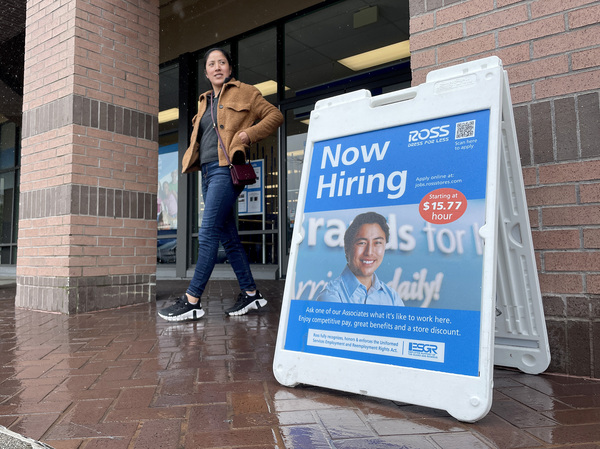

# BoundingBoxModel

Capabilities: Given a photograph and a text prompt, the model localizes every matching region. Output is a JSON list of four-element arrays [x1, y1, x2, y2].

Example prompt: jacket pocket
[[222, 102, 252, 131]]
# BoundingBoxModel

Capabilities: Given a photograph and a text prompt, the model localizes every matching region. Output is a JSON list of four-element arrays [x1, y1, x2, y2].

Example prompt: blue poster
[[285, 109, 490, 377], [238, 160, 264, 216]]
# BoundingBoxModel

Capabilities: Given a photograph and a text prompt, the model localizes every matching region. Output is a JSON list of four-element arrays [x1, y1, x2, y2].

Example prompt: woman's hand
[[238, 131, 250, 145]]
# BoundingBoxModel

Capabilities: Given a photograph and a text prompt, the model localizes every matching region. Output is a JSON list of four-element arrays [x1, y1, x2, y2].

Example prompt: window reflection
[[0, 120, 19, 264], [158, 64, 179, 265], [285, 108, 309, 252], [0, 122, 16, 169], [0, 172, 15, 245], [284, 1, 410, 98], [238, 30, 280, 265]]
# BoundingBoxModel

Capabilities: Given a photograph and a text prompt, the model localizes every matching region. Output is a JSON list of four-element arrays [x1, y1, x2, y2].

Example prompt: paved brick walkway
[[0, 280, 599, 448]]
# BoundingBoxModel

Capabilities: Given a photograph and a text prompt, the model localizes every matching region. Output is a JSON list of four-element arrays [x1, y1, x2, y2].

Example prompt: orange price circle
[[419, 188, 467, 224]]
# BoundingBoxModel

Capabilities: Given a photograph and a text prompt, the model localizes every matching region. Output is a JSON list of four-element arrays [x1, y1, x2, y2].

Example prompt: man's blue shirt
[[316, 265, 405, 306]]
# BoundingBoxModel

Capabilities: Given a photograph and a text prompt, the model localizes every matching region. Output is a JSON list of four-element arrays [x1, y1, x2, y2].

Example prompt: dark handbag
[[229, 162, 257, 186], [210, 94, 257, 186]]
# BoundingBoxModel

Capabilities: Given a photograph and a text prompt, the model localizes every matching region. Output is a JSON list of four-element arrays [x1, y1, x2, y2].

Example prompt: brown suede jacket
[[182, 79, 283, 173]]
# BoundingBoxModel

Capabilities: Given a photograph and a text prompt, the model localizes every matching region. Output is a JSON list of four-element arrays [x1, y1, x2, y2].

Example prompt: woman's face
[[205, 50, 232, 91]]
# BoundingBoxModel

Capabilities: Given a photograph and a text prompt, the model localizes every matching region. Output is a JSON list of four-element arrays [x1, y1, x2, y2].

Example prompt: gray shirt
[[199, 94, 220, 165]]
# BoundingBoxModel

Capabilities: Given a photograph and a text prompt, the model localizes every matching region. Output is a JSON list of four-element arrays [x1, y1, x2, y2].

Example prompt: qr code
[[455, 120, 476, 139]]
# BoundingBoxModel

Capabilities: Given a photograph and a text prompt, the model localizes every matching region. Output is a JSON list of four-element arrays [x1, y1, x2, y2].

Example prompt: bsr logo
[[408, 342, 438, 354], [408, 125, 450, 142]]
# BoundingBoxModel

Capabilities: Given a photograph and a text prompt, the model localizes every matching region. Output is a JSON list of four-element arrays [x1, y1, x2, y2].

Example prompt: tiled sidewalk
[[0, 280, 599, 449]]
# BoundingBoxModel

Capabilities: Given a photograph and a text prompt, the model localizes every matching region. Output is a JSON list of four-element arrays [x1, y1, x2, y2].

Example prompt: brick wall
[[17, 0, 160, 313], [410, 0, 600, 378]]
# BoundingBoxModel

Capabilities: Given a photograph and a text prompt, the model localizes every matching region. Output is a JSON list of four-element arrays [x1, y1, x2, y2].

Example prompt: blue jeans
[[186, 161, 256, 299]]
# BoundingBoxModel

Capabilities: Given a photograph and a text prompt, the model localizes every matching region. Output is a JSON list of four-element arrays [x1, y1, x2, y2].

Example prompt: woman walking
[[158, 48, 283, 321]]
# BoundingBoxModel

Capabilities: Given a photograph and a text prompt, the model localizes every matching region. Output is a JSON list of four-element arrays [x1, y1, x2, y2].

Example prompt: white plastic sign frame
[[273, 57, 549, 422], [492, 83, 550, 375]]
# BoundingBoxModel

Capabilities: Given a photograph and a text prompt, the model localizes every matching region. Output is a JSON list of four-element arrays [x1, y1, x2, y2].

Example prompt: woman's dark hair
[[203, 47, 233, 70], [343, 212, 390, 258]]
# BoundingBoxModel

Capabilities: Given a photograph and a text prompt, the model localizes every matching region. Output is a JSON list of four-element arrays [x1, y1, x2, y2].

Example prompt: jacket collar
[[200, 78, 240, 102]]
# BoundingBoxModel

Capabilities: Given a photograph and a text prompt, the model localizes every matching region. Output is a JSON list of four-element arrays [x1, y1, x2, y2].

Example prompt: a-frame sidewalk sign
[[273, 56, 550, 422]]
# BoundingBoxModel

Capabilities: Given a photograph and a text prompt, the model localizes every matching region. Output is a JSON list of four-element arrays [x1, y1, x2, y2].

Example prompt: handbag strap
[[210, 93, 232, 166]]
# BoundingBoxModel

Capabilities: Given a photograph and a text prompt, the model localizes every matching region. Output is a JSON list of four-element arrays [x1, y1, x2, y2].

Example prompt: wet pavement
[[0, 279, 599, 449]]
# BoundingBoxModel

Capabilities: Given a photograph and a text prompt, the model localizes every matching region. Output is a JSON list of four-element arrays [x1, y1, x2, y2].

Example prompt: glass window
[[159, 0, 411, 273], [12, 169, 18, 247], [238, 29, 279, 264], [158, 64, 179, 265], [0, 172, 15, 245], [0, 122, 16, 169], [284, 0, 410, 98], [0, 120, 19, 264], [238, 28, 278, 103], [285, 107, 310, 252]]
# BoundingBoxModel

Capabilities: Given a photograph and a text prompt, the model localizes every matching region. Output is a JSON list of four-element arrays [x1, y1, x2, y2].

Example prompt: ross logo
[[408, 125, 450, 142]]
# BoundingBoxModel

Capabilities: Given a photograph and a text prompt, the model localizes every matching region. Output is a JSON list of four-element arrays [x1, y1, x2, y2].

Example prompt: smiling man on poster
[[316, 211, 405, 306]]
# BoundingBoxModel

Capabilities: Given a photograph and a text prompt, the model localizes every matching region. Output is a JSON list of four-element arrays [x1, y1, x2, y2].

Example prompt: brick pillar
[[16, 0, 160, 313]]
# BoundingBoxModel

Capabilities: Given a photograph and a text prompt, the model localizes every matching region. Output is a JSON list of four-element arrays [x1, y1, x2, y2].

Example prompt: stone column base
[[16, 274, 156, 314]]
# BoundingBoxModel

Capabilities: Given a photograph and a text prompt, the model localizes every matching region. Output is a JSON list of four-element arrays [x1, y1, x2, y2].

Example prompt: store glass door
[[281, 99, 314, 276]]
